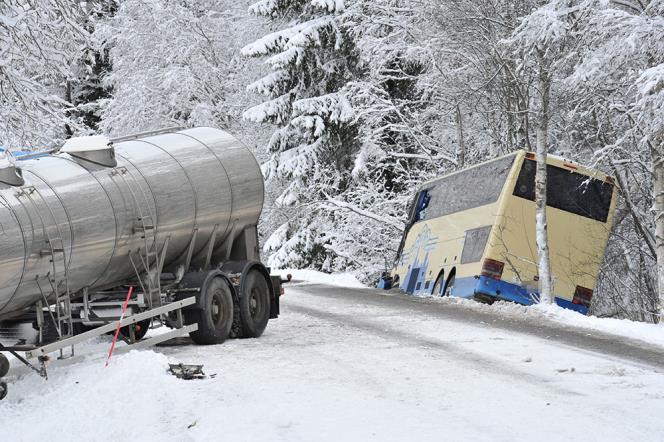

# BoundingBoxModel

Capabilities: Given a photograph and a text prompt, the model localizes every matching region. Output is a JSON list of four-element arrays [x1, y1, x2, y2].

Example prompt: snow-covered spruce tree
[[332, 1, 458, 278], [0, 0, 86, 149], [243, 0, 366, 273], [96, 0, 264, 140]]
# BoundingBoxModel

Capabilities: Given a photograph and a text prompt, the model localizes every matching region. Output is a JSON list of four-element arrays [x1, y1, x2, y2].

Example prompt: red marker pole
[[105, 286, 134, 367]]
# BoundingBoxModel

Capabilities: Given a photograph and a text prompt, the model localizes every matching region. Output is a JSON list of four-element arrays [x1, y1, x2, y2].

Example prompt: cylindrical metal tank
[[0, 127, 264, 319]]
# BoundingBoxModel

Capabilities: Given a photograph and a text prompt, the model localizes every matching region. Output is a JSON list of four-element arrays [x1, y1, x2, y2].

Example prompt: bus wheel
[[443, 272, 456, 297], [432, 274, 445, 297]]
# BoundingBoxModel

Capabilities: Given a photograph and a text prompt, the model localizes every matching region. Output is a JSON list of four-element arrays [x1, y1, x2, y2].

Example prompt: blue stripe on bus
[[553, 297, 588, 314], [408, 273, 588, 314], [473, 275, 588, 314]]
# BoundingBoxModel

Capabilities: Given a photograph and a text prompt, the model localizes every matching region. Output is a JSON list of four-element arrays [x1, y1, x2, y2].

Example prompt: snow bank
[[535, 303, 664, 348], [274, 268, 366, 288], [1, 350, 199, 439], [428, 295, 664, 349]]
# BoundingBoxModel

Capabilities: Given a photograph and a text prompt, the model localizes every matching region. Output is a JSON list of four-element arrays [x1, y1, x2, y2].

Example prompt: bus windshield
[[415, 154, 516, 222], [513, 158, 614, 223]]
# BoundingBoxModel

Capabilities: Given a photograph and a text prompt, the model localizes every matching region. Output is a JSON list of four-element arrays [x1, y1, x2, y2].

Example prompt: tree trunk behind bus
[[653, 145, 664, 323], [455, 103, 465, 168], [535, 55, 553, 305]]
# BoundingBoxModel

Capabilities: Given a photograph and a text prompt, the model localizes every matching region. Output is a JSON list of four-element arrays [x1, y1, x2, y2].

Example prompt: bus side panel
[[392, 205, 497, 297], [391, 151, 525, 299]]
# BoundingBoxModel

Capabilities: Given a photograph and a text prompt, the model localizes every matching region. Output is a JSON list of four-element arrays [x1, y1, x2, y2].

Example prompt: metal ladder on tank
[[110, 167, 168, 311], [17, 186, 74, 359], [133, 212, 166, 309], [43, 235, 74, 358]]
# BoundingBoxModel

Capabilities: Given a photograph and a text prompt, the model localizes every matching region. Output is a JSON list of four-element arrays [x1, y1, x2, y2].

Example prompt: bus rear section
[[476, 153, 617, 314]]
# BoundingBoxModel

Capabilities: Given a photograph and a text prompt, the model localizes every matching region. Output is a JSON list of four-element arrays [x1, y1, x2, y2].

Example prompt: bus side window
[[414, 189, 431, 222]]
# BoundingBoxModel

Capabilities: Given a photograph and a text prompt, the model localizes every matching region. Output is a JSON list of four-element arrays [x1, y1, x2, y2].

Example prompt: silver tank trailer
[[0, 127, 264, 320]]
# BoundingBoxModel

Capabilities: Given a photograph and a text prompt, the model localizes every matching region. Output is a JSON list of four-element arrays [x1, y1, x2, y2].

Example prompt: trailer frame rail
[[20, 296, 196, 359]]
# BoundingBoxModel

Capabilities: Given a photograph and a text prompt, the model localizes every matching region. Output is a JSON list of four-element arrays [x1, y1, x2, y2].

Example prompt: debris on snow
[[168, 363, 207, 380]]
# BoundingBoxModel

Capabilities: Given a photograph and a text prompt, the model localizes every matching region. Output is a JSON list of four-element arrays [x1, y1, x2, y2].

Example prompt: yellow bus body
[[390, 151, 617, 313]]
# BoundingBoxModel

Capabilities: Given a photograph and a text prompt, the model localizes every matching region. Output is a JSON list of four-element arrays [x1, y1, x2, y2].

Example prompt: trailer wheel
[[0, 381, 7, 401], [0, 353, 9, 378], [119, 319, 151, 342], [188, 277, 234, 345], [239, 269, 271, 338]]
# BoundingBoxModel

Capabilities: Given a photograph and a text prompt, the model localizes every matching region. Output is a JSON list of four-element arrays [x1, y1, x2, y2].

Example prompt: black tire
[[72, 322, 94, 336], [239, 269, 271, 338], [188, 277, 234, 345], [432, 273, 445, 297], [443, 273, 456, 297], [0, 381, 7, 401], [119, 318, 151, 342], [0, 353, 9, 378]]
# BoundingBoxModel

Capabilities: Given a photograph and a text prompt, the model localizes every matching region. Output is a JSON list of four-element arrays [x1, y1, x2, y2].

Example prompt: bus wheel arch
[[443, 268, 456, 297], [432, 270, 445, 296]]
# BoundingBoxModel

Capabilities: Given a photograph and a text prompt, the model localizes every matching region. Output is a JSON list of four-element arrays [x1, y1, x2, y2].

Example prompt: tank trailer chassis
[[0, 259, 281, 400], [0, 290, 197, 398]]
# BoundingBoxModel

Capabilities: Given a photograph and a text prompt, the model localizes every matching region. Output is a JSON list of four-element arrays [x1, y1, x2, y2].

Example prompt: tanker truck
[[0, 127, 281, 399]]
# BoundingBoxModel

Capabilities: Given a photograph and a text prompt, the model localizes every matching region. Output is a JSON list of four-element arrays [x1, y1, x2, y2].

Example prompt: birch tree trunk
[[653, 144, 664, 323], [455, 103, 465, 168], [535, 58, 553, 305]]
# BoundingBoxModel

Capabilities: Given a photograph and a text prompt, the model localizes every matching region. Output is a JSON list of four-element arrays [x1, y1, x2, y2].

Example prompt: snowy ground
[[284, 269, 664, 349], [276, 268, 367, 288], [2, 279, 664, 441]]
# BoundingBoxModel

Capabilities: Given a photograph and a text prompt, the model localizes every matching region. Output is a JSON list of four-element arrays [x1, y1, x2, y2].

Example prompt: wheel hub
[[250, 289, 259, 317], [211, 293, 222, 324]]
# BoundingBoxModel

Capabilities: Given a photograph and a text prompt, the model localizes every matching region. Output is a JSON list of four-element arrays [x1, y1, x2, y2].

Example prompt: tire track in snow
[[290, 283, 664, 371], [286, 300, 583, 397]]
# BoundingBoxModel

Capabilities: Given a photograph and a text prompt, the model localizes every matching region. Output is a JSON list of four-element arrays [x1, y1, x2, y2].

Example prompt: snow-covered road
[[3, 282, 664, 441]]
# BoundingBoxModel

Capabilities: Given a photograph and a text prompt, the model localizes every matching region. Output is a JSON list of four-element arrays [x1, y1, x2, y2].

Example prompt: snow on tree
[[3, 0, 664, 321], [96, 0, 264, 141], [67, 0, 118, 134], [243, 0, 369, 274], [557, 0, 664, 321], [506, 0, 582, 305], [0, 0, 86, 149], [336, 1, 453, 278], [246, 0, 565, 282]]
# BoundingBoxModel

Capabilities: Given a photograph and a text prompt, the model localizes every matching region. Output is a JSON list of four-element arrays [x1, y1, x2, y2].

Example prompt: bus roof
[[418, 150, 614, 191]]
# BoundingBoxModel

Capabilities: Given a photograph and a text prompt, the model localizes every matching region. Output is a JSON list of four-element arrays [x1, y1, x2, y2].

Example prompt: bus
[[385, 151, 618, 314]]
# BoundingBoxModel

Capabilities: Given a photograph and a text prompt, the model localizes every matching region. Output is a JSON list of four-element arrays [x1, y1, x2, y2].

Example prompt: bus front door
[[406, 267, 421, 294]]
